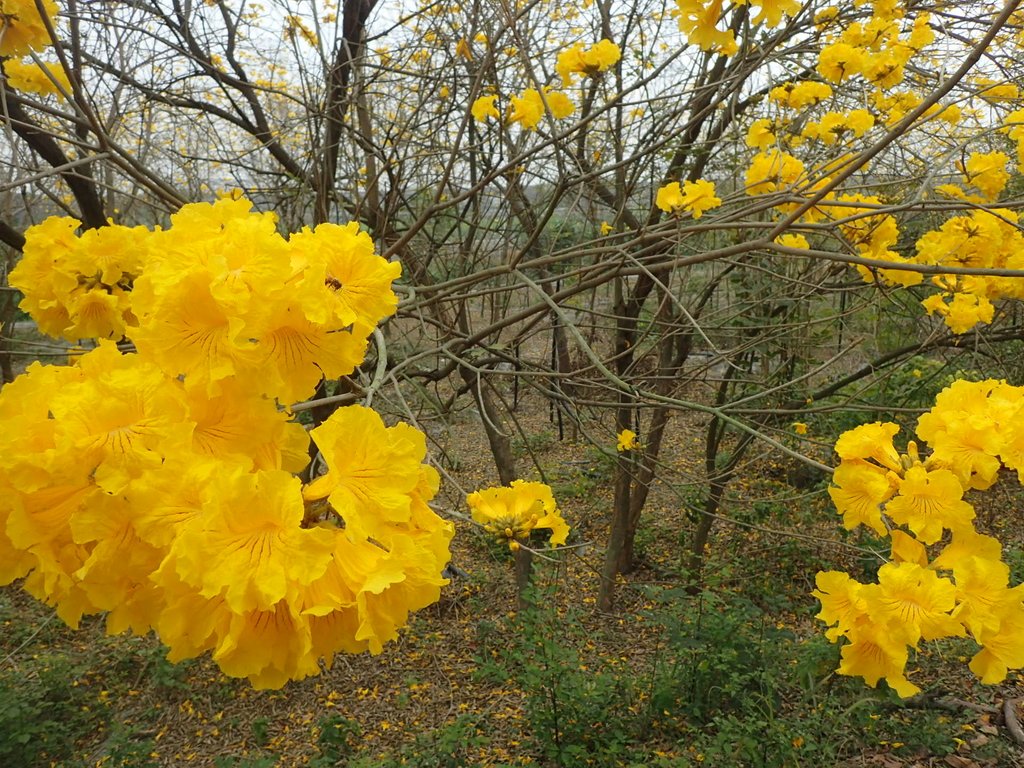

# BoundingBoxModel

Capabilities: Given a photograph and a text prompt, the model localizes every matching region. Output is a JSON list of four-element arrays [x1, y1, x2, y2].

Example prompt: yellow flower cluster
[[771, 193, 1024, 335], [0, 0, 59, 56], [816, 380, 1024, 696], [914, 208, 1024, 334], [472, 88, 576, 130], [10, 217, 147, 340], [3, 57, 70, 96], [1, 199, 456, 688], [11, 197, 400, 403], [466, 480, 569, 552], [799, 109, 874, 145], [743, 66, 1024, 337], [673, 0, 798, 55], [616, 429, 640, 452], [816, 5, 931, 89], [471, 39, 620, 131], [744, 149, 805, 195], [957, 151, 1011, 200], [555, 39, 621, 85], [507, 88, 575, 129], [655, 179, 721, 219], [768, 81, 833, 111]]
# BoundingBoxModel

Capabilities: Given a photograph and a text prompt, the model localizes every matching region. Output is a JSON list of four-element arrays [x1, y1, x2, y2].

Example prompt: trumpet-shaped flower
[[745, 150, 805, 195], [4, 58, 70, 96], [817, 43, 864, 83], [862, 562, 963, 645], [960, 151, 1010, 201], [303, 405, 426, 541], [617, 429, 639, 451], [916, 380, 1004, 489], [969, 607, 1024, 684], [471, 95, 500, 123], [556, 39, 620, 85], [508, 89, 546, 130], [812, 570, 866, 642], [884, 466, 975, 544], [165, 469, 335, 613], [837, 619, 920, 698], [0, 0, 59, 56], [466, 480, 569, 550], [655, 179, 721, 218], [833, 421, 902, 471], [828, 460, 896, 536], [291, 222, 401, 330]]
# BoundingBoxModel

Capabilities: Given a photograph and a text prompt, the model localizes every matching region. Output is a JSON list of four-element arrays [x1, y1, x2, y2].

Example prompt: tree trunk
[[514, 547, 534, 609], [458, 363, 517, 485]]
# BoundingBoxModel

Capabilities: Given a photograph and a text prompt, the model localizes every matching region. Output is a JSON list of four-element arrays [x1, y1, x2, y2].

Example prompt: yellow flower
[[673, 0, 736, 53], [617, 429, 639, 451], [584, 38, 621, 71], [3, 58, 70, 96], [775, 233, 809, 249], [471, 95, 500, 123], [744, 150, 804, 195], [828, 461, 895, 537], [10, 218, 150, 342], [656, 182, 685, 212], [748, 0, 800, 27], [817, 43, 864, 83], [976, 79, 1019, 103], [789, 80, 832, 109], [303, 405, 426, 541], [792, 422, 808, 435], [655, 179, 721, 218], [837, 620, 920, 698], [284, 14, 318, 47], [467, 480, 569, 550], [915, 379, 1004, 490], [556, 39, 620, 85], [833, 421, 902, 470], [600, 221, 614, 235], [0, 0, 59, 56], [863, 563, 963, 645], [970, 610, 1024, 685], [544, 89, 576, 119], [292, 221, 401, 328], [960, 151, 1010, 200], [885, 466, 975, 544], [163, 468, 336, 613], [745, 119, 777, 149], [812, 570, 866, 641], [508, 89, 545, 129]]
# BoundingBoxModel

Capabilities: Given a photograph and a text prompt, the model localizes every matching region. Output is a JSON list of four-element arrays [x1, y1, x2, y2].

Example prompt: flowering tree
[[2, 0, 1024, 696]]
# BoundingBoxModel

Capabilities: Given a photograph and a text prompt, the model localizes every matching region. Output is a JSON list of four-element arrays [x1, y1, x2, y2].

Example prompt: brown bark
[[458, 362, 517, 486], [514, 547, 535, 610]]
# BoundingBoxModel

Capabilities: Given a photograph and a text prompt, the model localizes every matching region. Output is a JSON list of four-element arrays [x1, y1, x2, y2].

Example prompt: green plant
[[250, 717, 270, 747], [100, 723, 158, 768], [0, 653, 105, 766], [345, 714, 490, 768], [310, 714, 362, 766], [495, 588, 639, 767]]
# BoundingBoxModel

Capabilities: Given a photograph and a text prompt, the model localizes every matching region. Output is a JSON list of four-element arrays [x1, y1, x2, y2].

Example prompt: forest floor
[[2, 372, 1024, 768]]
